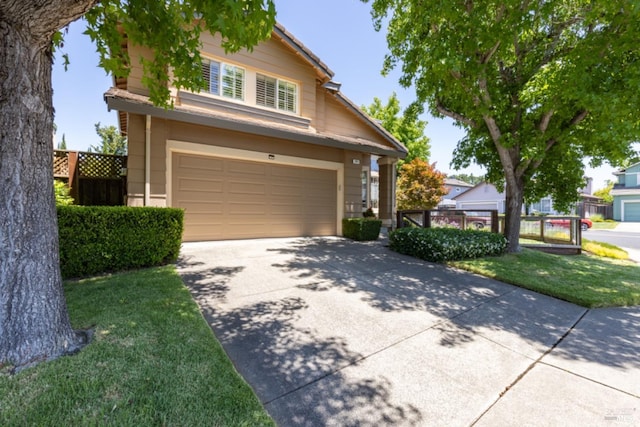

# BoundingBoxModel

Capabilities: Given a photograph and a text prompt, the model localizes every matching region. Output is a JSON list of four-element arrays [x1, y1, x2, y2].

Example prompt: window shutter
[[221, 64, 244, 100], [256, 74, 276, 108], [278, 81, 297, 113], [234, 68, 244, 100]]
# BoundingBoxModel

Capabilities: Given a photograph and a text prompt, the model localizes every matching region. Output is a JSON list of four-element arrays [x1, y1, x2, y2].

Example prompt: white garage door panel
[[174, 153, 337, 241]]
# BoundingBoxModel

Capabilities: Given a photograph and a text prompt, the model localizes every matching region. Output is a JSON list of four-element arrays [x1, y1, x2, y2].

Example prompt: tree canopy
[[0, 0, 276, 369], [593, 181, 614, 204], [396, 159, 447, 210], [90, 122, 127, 155], [361, 92, 430, 170], [84, 0, 276, 106], [366, 0, 640, 251]]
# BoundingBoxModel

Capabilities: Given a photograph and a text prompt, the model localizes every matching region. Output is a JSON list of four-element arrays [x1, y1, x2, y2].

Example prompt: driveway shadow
[[176, 237, 640, 425]]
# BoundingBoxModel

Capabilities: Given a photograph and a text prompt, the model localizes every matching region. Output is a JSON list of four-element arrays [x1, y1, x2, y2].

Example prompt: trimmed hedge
[[342, 217, 382, 241], [58, 206, 184, 278], [389, 227, 507, 262]]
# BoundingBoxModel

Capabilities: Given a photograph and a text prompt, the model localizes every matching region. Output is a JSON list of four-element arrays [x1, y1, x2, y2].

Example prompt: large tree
[[361, 92, 430, 170], [366, 0, 640, 252], [90, 122, 127, 155], [0, 0, 275, 370]]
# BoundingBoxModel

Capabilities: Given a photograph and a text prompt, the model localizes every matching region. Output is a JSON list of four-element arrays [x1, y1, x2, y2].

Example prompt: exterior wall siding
[[122, 26, 405, 235], [323, 95, 382, 140], [343, 151, 364, 217]]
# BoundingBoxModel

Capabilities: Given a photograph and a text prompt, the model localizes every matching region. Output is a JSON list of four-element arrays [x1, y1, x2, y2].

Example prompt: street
[[585, 225, 640, 251]]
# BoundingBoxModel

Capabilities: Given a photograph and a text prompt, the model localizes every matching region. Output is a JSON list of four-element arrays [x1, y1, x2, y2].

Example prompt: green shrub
[[389, 227, 508, 262], [58, 206, 184, 278], [342, 217, 382, 241], [54, 180, 74, 206], [590, 213, 604, 222]]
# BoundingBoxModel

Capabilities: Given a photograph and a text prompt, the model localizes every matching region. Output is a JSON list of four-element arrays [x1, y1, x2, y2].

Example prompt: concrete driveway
[[177, 237, 640, 426]]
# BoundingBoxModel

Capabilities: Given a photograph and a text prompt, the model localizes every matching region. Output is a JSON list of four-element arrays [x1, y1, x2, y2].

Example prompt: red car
[[546, 218, 593, 231]]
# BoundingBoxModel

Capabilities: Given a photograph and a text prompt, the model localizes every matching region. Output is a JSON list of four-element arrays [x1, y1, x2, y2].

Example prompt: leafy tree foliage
[[366, 0, 640, 251], [54, 180, 74, 205], [85, 0, 276, 106], [593, 181, 614, 204], [362, 92, 430, 170], [0, 0, 276, 369], [90, 122, 127, 155], [447, 173, 483, 186], [396, 159, 447, 210]]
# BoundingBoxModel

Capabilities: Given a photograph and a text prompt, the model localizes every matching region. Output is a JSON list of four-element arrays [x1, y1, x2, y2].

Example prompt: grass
[[591, 221, 618, 230], [451, 249, 640, 308], [0, 267, 274, 427]]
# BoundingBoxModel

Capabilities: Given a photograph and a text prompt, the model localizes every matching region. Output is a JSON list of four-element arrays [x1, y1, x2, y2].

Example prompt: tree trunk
[[503, 174, 525, 253], [0, 12, 88, 370]]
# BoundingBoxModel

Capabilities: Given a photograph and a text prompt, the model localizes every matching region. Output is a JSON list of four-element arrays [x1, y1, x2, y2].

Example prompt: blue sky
[[52, 0, 617, 190]]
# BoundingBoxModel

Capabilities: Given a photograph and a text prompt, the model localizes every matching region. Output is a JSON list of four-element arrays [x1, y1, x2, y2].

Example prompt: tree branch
[[480, 41, 501, 65], [436, 100, 476, 127], [538, 110, 554, 132], [570, 109, 589, 126], [478, 77, 492, 105]]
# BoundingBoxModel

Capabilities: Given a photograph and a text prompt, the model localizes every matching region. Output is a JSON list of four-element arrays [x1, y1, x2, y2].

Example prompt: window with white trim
[[256, 73, 297, 113], [201, 59, 245, 101]]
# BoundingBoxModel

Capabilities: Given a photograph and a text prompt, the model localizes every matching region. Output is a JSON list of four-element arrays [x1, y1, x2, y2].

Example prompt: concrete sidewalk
[[178, 237, 640, 426]]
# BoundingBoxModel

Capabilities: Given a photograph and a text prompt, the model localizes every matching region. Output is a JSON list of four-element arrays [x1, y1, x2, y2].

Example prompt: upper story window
[[256, 73, 297, 113], [201, 59, 245, 101]]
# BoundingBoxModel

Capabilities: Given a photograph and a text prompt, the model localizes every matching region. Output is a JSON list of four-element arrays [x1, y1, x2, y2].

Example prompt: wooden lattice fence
[[54, 150, 127, 206]]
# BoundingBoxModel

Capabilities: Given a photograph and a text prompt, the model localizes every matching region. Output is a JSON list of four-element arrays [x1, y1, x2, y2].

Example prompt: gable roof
[[105, 87, 404, 157], [109, 22, 407, 158], [272, 23, 333, 82], [452, 182, 503, 200], [444, 178, 474, 187], [614, 161, 640, 175]]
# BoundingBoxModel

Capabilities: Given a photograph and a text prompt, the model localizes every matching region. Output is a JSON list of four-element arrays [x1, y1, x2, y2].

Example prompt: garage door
[[624, 201, 640, 222], [173, 153, 337, 241]]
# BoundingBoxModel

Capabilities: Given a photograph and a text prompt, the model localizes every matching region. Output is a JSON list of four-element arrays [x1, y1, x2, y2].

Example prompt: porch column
[[377, 156, 397, 229]]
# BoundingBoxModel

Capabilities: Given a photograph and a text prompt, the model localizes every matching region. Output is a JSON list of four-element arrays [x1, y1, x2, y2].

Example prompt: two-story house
[[104, 23, 407, 241], [611, 161, 640, 222]]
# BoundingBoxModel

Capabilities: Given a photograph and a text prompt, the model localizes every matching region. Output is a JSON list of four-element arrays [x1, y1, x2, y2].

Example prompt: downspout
[[144, 115, 151, 206]]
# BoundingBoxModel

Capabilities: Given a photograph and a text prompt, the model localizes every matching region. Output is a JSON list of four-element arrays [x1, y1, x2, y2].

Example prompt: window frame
[[256, 72, 298, 114], [201, 58, 245, 101]]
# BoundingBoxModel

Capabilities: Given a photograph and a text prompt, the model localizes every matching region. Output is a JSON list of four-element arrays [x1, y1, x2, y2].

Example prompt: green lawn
[[591, 221, 618, 230], [0, 267, 274, 427], [451, 249, 640, 308]]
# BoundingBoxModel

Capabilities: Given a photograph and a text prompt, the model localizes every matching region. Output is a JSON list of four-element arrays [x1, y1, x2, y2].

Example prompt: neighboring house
[[438, 178, 474, 209], [104, 23, 407, 241], [452, 182, 507, 212], [611, 161, 640, 222], [453, 179, 596, 215]]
